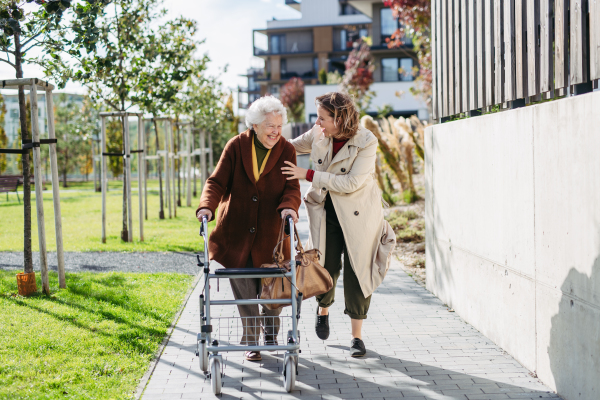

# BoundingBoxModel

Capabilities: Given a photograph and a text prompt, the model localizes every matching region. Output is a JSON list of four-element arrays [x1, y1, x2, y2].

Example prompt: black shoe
[[350, 338, 366, 357], [315, 308, 330, 340]]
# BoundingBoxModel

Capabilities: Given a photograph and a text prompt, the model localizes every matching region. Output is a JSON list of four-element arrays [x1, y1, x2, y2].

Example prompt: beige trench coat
[[290, 124, 396, 298]]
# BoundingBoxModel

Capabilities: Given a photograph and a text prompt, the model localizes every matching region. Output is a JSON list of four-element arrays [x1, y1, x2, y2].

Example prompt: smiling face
[[253, 112, 283, 149], [315, 106, 339, 138]]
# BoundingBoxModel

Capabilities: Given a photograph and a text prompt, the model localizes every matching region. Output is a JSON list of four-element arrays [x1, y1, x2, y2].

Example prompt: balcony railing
[[254, 41, 313, 56]]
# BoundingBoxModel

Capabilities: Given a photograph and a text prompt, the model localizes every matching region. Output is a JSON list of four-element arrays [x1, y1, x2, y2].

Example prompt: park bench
[[0, 175, 37, 204]]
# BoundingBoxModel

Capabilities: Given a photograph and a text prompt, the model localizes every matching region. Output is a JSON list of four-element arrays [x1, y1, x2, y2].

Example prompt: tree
[[134, 16, 198, 218], [54, 94, 90, 187], [340, 41, 375, 116], [280, 77, 305, 123], [0, 0, 106, 277], [48, 0, 165, 237], [0, 95, 7, 174], [383, 1, 431, 105]]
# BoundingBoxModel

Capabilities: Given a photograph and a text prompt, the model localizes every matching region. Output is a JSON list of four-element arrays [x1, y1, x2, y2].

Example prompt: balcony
[[254, 41, 314, 57], [253, 30, 314, 57]]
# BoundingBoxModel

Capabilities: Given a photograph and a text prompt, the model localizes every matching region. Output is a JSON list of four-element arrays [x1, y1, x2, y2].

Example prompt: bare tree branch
[[0, 57, 16, 68]]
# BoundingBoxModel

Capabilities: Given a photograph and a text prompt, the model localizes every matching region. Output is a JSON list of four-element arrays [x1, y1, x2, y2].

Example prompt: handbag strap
[[272, 219, 287, 263], [272, 220, 310, 262]]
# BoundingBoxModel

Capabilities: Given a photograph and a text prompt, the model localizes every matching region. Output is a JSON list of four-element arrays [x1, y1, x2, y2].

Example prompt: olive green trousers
[[315, 195, 371, 319]]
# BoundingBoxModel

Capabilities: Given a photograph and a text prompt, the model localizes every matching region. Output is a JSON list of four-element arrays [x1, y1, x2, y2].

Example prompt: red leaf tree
[[280, 77, 305, 122], [341, 41, 375, 115], [383, 1, 431, 108]]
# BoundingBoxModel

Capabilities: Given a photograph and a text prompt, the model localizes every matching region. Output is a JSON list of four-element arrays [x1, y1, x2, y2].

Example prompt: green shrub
[[318, 68, 327, 84]]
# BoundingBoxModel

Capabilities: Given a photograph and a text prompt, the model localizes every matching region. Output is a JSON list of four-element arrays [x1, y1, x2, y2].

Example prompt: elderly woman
[[196, 96, 301, 362], [282, 92, 396, 357]]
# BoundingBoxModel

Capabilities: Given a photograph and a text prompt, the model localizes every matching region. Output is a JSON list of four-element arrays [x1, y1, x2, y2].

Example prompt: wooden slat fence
[[433, 0, 600, 119]]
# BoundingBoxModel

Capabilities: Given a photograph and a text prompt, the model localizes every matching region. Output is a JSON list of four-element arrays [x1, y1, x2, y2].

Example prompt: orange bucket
[[16, 272, 38, 296]]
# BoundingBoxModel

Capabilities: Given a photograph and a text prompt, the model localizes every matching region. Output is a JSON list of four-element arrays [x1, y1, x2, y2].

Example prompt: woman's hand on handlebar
[[196, 209, 212, 222], [281, 208, 298, 224]]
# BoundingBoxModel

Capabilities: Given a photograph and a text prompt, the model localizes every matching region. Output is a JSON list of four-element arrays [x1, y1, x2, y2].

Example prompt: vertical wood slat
[[462, 0, 469, 112], [448, 0, 455, 114], [101, 116, 107, 243], [30, 83, 49, 295], [570, 0, 585, 84], [527, 0, 540, 96], [494, 0, 504, 104], [485, 0, 494, 106], [469, 0, 477, 110], [555, 0, 569, 88], [591, 0, 600, 80], [477, 0, 485, 108], [540, 0, 553, 93], [442, 0, 449, 117], [437, 0, 444, 117], [45, 90, 65, 288], [124, 116, 133, 243], [454, 0, 462, 113], [432, 0, 438, 120], [504, 0, 516, 101], [138, 116, 145, 241], [515, 0, 528, 97]]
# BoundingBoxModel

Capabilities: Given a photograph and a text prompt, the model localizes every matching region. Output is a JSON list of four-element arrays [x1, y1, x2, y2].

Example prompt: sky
[[0, 0, 301, 106]]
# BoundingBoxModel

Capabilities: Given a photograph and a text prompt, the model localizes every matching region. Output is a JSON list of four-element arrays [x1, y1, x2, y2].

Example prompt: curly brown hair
[[315, 92, 360, 140]]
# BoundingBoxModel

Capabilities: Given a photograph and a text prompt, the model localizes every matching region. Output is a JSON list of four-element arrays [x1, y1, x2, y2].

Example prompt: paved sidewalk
[[141, 268, 559, 399], [141, 182, 559, 400]]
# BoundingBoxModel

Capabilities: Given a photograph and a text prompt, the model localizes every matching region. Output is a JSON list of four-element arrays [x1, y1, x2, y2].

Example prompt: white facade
[[304, 82, 429, 122], [267, 0, 371, 29]]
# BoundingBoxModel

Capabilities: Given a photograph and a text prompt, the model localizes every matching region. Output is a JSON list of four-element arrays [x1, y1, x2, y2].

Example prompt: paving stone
[[140, 183, 560, 400]]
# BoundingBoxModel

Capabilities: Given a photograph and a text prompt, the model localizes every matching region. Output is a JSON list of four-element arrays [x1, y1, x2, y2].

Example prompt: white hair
[[245, 95, 288, 128]]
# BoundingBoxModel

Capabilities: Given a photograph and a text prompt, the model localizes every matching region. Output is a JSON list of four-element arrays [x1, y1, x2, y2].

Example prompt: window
[[399, 58, 414, 81], [270, 34, 286, 54], [270, 84, 280, 98], [280, 59, 287, 75], [340, 2, 361, 15], [313, 57, 319, 73], [382, 58, 399, 82], [340, 27, 369, 51], [10, 109, 18, 118], [381, 8, 399, 39], [340, 30, 348, 50], [381, 57, 415, 82]]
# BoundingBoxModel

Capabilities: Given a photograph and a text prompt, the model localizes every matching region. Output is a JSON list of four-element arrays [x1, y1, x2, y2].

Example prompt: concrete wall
[[304, 82, 429, 122], [425, 90, 600, 400]]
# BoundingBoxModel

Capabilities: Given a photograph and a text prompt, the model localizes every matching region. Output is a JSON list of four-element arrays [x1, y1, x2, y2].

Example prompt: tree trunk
[[14, 31, 33, 274], [154, 118, 164, 219]]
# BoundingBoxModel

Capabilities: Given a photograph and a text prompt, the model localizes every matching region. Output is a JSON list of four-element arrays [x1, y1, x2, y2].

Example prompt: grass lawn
[[0, 179, 214, 252], [0, 270, 194, 400]]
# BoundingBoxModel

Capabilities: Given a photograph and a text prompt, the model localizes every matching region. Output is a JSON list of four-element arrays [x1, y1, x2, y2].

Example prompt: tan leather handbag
[[260, 220, 333, 310]]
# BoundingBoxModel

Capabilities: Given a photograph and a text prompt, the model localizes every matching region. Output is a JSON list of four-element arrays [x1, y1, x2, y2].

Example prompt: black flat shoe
[[350, 338, 366, 357], [315, 308, 330, 340]]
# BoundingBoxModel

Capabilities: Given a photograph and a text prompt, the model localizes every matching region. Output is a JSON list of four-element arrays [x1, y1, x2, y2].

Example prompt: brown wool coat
[[196, 129, 301, 269]]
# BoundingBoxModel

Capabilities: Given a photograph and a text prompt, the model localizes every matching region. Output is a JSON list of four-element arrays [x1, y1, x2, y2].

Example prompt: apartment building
[[240, 0, 429, 122]]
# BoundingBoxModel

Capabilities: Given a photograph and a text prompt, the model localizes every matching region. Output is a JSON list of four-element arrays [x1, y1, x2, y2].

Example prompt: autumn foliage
[[383, 1, 432, 106], [280, 77, 305, 122]]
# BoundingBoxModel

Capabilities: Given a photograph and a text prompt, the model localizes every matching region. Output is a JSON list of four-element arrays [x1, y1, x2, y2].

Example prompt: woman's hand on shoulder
[[196, 209, 213, 222], [281, 209, 298, 224], [281, 161, 307, 180]]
